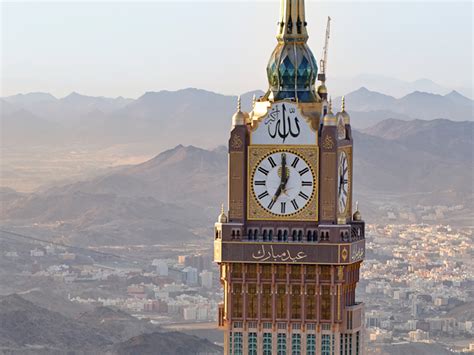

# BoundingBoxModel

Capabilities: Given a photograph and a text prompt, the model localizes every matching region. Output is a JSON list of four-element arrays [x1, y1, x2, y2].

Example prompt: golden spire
[[341, 96, 346, 111], [217, 203, 228, 223], [232, 95, 245, 127], [252, 94, 256, 108], [277, 0, 308, 43], [329, 97, 333, 113], [353, 201, 362, 221]]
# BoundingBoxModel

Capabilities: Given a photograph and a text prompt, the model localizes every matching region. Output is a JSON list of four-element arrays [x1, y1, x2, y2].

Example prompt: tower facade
[[214, 1, 365, 354]]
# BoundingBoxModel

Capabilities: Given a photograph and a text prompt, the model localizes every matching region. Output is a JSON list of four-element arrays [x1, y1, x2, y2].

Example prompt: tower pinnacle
[[265, 0, 318, 102], [277, 0, 308, 43]]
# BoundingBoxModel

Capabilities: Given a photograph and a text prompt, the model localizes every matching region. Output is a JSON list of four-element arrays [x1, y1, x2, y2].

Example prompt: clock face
[[252, 151, 314, 216], [338, 151, 349, 213]]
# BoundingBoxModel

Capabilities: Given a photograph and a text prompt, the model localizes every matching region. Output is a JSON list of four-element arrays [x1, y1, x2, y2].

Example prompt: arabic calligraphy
[[264, 104, 300, 143], [251, 245, 308, 263], [351, 244, 365, 261]]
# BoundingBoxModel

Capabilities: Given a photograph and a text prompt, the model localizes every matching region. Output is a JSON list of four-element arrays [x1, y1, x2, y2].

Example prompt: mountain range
[[329, 74, 472, 100], [1, 117, 472, 246], [2, 87, 473, 151]]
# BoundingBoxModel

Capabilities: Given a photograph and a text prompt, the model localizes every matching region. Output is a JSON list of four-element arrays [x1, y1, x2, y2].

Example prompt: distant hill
[[2, 87, 471, 148], [362, 118, 473, 161], [334, 87, 473, 128], [330, 73, 472, 99], [1, 117, 472, 245], [0, 293, 113, 350], [0, 293, 221, 354]]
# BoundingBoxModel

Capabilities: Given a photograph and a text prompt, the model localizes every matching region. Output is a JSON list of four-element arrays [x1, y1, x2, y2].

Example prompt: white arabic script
[[251, 245, 308, 263]]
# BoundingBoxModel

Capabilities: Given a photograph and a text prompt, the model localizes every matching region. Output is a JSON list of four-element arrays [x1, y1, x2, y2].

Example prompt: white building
[[30, 248, 45, 257], [200, 270, 213, 289]]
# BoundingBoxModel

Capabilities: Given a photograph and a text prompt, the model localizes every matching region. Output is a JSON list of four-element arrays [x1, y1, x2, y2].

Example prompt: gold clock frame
[[247, 145, 319, 221], [337, 146, 352, 221]]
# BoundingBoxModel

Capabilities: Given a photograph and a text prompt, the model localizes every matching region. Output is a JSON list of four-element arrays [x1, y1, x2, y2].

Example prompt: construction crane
[[318, 16, 331, 83]]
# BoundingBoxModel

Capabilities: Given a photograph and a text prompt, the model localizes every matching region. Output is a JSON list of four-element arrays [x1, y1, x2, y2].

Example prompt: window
[[263, 322, 272, 329], [307, 323, 316, 331], [306, 286, 316, 319], [321, 334, 331, 355], [268, 229, 273, 241], [247, 264, 257, 279], [321, 285, 331, 320], [263, 333, 272, 355], [307, 334, 316, 355], [306, 265, 316, 280], [277, 285, 287, 318], [291, 285, 301, 319], [320, 266, 332, 281], [233, 332, 243, 355], [277, 334, 287, 355], [229, 331, 232, 355], [283, 229, 288, 241], [356, 331, 360, 355], [232, 264, 242, 279], [262, 265, 272, 280], [262, 285, 272, 318], [291, 333, 301, 355], [247, 284, 257, 318], [276, 265, 286, 280], [291, 265, 301, 280], [298, 230, 303, 241], [232, 284, 243, 318], [248, 332, 257, 355]]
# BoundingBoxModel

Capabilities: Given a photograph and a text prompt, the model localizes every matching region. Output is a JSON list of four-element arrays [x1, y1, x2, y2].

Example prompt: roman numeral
[[291, 199, 299, 210], [291, 157, 300, 168], [298, 167, 309, 176], [268, 156, 277, 168], [281, 202, 286, 214], [255, 180, 266, 186], [298, 191, 309, 200], [258, 167, 269, 175], [258, 191, 269, 199], [302, 181, 313, 186], [267, 199, 276, 210]]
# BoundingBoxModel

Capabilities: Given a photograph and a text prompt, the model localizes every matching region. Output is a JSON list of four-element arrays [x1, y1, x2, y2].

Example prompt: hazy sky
[[2, 1, 472, 98]]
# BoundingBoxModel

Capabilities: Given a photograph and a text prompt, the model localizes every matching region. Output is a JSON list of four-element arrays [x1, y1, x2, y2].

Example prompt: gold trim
[[247, 145, 319, 221]]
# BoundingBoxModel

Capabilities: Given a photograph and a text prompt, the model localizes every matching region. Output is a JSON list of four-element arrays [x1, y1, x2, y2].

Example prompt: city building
[[213, 0, 366, 353]]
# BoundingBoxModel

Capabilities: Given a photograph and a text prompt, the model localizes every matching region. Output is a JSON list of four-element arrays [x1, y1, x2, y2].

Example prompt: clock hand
[[272, 185, 283, 202], [281, 153, 288, 186], [271, 153, 288, 203]]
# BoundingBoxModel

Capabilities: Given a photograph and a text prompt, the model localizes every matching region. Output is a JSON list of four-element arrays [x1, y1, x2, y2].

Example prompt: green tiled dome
[[266, 43, 318, 102]]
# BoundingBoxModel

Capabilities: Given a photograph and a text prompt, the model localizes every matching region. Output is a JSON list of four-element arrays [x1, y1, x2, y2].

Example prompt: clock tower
[[214, 1, 365, 354]]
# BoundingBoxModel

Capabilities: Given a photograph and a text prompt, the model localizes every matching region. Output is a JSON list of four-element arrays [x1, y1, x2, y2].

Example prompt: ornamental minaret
[[214, 1, 365, 354]]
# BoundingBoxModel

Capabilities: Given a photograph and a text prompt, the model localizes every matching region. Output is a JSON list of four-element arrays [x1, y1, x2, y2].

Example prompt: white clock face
[[338, 151, 349, 213], [252, 151, 314, 216]]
